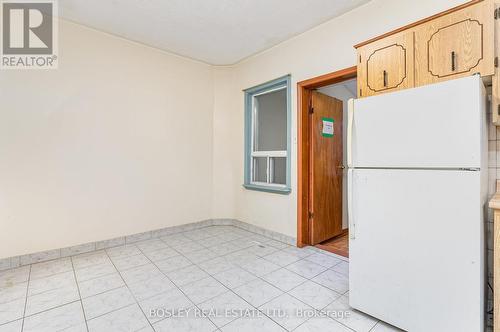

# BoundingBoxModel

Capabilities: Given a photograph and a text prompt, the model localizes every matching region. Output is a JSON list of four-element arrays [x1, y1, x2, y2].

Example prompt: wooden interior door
[[309, 91, 343, 245]]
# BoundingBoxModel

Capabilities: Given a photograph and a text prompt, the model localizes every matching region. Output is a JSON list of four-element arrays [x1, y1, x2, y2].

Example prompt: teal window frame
[[243, 75, 291, 195]]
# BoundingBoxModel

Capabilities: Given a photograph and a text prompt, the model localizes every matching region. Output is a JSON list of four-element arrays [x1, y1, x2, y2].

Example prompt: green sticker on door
[[322, 117, 334, 137]]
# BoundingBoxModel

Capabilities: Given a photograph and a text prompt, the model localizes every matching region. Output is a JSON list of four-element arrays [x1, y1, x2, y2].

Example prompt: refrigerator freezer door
[[349, 169, 484, 332], [351, 76, 485, 168]]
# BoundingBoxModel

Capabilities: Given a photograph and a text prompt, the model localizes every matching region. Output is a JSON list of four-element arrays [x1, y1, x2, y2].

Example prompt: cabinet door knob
[[451, 51, 456, 71], [383, 70, 387, 87]]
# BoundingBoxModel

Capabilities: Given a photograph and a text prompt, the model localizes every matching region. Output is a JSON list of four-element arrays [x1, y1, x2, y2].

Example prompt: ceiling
[[319, 78, 357, 99], [59, 0, 371, 65], [340, 79, 357, 96]]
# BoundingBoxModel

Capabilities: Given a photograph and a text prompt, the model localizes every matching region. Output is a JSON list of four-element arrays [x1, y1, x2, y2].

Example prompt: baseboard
[[230, 219, 296, 246], [0, 219, 297, 271]]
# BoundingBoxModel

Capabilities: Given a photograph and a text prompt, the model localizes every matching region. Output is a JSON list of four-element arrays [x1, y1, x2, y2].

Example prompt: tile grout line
[[73, 245, 187, 321], [256, 261, 357, 332], [190, 239, 352, 331], [102, 249, 155, 332], [70, 257, 90, 332], [290, 308, 358, 332], [139, 244, 218, 331], [2, 223, 297, 273], [19, 300, 82, 323], [21, 271, 77, 301], [176, 230, 343, 330], [128, 241, 326, 326], [284, 285, 356, 332], [134, 241, 196, 328], [0, 238, 224, 327], [151, 231, 271, 328], [230, 267, 320, 331], [368, 321, 381, 332], [72, 288, 133, 322], [135, 239, 225, 329], [76, 245, 181, 322], [2, 226, 355, 331], [19, 251, 157, 299], [15, 253, 105, 286], [20, 264, 32, 332], [170, 233, 296, 331], [75, 270, 117, 286], [155, 235, 264, 330], [15, 262, 103, 328], [20, 254, 143, 321]]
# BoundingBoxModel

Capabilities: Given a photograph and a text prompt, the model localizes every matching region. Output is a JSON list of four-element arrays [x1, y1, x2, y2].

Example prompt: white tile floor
[[0, 226, 403, 332]]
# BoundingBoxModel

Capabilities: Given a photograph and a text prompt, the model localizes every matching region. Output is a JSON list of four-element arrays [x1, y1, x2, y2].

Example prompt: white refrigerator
[[347, 75, 487, 332]]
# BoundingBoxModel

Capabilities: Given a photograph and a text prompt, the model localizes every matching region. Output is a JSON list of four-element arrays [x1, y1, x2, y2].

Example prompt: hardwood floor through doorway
[[315, 231, 349, 258]]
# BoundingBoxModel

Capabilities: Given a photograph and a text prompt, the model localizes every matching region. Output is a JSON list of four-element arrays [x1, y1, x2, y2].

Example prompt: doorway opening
[[297, 66, 357, 258]]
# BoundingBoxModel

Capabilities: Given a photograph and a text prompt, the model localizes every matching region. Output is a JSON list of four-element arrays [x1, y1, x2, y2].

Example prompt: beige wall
[[0, 20, 214, 259], [211, 0, 468, 237], [0, 0, 471, 259]]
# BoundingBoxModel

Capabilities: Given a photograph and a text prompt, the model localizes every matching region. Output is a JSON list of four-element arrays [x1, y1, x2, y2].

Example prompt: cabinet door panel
[[367, 44, 406, 92], [414, 0, 494, 86], [357, 32, 414, 98], [427, 19, 483, 77]]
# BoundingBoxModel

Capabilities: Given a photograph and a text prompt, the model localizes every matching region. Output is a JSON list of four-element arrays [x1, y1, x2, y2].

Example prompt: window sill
[[243, 184, 291, 195]]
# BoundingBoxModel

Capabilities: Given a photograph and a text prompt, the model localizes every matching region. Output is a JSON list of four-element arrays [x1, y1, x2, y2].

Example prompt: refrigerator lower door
[[349, 169, 484, 332]]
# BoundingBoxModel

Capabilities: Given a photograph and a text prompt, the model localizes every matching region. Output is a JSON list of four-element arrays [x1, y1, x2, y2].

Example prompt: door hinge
[[495, 8, 500, 19], [359, 88, 362, 97], [495, 57, 499, 68], [308, 93, 314, 114], [308, 211, 314, 219], [498, 104, 500, 117], [359, 55, 361, 63]]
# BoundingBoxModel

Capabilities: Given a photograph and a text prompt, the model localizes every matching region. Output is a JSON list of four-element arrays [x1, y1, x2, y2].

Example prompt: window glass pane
[[254, 88, 287, 151], [270, 157, 286, 185], [252, 157, 267, 183]]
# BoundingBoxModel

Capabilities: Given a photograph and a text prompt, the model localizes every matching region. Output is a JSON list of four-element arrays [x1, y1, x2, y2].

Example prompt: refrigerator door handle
[[348, 169, 355, 239], [347, 99, 354, 168]]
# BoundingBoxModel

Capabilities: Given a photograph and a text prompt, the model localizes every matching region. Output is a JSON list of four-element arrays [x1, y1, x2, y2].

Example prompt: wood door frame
[[297, 66, 357, 248]]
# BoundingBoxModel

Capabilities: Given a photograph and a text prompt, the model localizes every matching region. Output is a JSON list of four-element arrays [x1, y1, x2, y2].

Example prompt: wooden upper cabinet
[[357, 32, 414, 97], [355, 0, 494, 98], [493, 2, 500, 125], [414, 0, 494, 86]]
